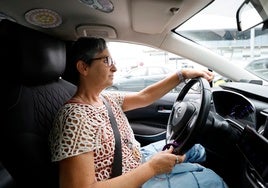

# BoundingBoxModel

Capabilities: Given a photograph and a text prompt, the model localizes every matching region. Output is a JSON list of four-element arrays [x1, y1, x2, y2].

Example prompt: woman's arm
[[122, 69, 214, 112], [59, 148, 183, 188]]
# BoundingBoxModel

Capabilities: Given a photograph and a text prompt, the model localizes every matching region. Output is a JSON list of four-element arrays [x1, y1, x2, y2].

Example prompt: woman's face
[[85, 48, 117, 89]]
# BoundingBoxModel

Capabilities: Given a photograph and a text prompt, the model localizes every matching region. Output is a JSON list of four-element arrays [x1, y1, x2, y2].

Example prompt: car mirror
[[236, 0, 268, 31]]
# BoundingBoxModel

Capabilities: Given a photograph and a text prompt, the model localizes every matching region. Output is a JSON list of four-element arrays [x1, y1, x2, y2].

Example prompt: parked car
[[245, 58, 268, 81], [2, 0, 268, 188], [106, 66, 172, 91]]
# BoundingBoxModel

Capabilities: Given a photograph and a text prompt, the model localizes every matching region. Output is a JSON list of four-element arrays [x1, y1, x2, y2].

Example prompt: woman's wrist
[[177, 70, 186, 83]]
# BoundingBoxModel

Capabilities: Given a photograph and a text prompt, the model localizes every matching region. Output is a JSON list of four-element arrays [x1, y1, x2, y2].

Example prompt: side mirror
[[236, 0, 268, 31]]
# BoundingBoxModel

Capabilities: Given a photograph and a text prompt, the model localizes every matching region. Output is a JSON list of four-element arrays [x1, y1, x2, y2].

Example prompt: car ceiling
[[0, 0, 212, 46], [2, 0, 261, 83]]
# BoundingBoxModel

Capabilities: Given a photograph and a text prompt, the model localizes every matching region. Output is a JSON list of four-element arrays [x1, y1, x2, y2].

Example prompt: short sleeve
[[101, 91, 126, 107], [49, 104, 99, 161]]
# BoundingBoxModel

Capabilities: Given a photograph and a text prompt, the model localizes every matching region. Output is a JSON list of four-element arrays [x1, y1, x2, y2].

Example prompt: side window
[[107, 42, 207, 92], [148, 67, 166, 75], [252, 62, 263, 69], [128, 68, 147, 77], [245, 58, 268, 81]]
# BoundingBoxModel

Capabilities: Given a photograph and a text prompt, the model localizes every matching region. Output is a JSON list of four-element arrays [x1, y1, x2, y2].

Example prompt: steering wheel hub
[[165, 78, 212, 155]]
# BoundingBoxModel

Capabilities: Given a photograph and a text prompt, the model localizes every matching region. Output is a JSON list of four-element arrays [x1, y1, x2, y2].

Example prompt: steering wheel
[[164, 77, 212, 155]]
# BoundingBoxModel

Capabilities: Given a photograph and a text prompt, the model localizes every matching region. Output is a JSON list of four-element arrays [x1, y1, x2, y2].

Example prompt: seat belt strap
[[101, 95, 122, 178]]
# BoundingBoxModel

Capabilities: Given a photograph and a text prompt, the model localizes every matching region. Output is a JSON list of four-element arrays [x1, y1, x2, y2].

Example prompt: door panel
[[125, 93, 177, 146]]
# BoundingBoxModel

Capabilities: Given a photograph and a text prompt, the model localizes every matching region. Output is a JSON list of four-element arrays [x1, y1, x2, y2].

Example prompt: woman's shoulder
[[56, 101, 91, 118], [101, 91, 126, 105]]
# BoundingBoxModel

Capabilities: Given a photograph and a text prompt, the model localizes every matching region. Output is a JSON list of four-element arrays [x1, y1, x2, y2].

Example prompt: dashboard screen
[[229, 104, 255, 122], [212, 90, 256, 127]]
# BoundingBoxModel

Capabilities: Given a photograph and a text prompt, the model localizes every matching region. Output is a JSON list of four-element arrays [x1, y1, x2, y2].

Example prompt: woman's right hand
[[147, 147, 184, 175]]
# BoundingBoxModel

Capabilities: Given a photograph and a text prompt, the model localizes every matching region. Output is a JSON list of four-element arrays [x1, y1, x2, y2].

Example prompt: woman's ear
[[76, 60, 89, 76]]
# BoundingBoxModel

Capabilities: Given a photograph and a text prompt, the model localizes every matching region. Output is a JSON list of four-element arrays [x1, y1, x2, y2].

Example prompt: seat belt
[[101, 96, 122, 178]]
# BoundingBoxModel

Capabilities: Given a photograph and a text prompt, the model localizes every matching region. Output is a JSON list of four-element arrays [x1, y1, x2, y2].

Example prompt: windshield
[[175, 0, 268, 82]]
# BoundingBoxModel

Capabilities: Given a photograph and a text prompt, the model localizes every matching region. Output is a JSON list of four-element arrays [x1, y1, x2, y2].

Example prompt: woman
[[49, 37, 227, 188]]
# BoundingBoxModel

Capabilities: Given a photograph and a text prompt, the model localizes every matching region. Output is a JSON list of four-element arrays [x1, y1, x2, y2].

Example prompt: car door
[[125, 92, 178, 146]]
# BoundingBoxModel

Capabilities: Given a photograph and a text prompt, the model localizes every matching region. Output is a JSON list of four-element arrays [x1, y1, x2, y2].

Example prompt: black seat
[[2, 20, 76, 188]]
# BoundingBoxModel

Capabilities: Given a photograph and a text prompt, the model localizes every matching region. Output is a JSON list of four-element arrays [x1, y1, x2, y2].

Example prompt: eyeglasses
[[91, 56, 116, 67]]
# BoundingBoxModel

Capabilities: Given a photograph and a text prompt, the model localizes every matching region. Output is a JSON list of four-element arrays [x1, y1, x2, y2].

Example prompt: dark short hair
[[67, 37, 107, 85], [71, 37, 107, 65]]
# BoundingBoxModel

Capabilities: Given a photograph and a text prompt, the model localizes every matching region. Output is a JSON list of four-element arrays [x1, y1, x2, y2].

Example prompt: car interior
[[2, 0, 268, 188]]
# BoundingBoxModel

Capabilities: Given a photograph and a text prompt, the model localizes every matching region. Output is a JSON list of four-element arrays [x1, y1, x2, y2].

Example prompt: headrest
[[1, 20, 66, 85]]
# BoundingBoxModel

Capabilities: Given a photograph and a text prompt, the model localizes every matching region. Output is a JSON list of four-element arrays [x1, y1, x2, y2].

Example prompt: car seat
[[1, 20, 76, 188]]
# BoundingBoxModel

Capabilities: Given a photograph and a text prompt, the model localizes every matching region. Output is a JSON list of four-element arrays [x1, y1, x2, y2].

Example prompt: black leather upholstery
[[2, 20, 76, 188]]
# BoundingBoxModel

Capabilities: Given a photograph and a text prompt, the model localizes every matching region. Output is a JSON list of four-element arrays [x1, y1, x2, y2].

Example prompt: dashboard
[[212, 90, 256, 129], [211, 85, 268, 187]]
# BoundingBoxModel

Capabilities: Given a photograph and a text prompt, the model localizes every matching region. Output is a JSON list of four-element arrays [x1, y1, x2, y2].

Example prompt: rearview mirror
[[236, 0, 268, 31]]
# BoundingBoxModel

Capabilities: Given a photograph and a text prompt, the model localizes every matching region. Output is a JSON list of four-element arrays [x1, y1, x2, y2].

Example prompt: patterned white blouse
[[49, 92, 142, 181]]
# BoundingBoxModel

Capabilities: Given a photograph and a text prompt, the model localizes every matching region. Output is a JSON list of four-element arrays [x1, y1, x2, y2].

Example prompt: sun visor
[[130, 0, 182, 34]]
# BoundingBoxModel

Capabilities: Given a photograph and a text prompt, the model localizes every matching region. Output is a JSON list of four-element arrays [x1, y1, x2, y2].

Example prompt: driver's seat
[[2, 20, 76, 188]]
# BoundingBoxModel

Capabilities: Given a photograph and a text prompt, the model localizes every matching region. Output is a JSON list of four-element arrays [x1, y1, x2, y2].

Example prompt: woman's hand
[[182, 69, 214, 82], [147, 147, 185, 175]]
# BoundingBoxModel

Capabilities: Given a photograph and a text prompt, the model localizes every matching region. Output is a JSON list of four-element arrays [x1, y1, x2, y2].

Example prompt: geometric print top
[[49, 92, 142, 181]]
